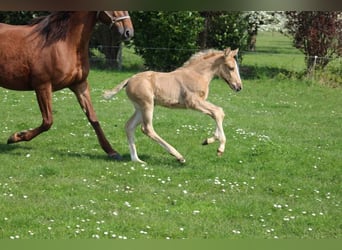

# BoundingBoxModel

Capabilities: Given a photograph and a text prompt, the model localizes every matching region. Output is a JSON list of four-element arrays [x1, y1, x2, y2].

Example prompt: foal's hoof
[[202, 139, 209, 145], [217, 150, 223, 157], [178, 158, 186, 164], [108, 152, 122, 161]]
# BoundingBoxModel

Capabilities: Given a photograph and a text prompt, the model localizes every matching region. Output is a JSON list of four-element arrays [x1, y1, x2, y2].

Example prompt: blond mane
[[181, 49, 222, 68]]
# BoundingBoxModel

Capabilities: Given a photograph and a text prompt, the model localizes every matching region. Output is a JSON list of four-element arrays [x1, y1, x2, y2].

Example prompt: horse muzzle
[[104, 13, 134, 40], [123, 28, 134, 40], [234, 84, 242, 92], [225, 79, 242, 92], [114, 26, 134, 40]]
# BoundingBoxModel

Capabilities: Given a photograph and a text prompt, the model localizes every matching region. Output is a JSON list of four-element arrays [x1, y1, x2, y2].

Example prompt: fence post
[[310, 55, 318, 79]]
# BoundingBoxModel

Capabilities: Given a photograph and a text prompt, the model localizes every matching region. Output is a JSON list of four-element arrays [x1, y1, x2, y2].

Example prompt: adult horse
[[0, 11, 133, 159], [103, 48, 242, 163]]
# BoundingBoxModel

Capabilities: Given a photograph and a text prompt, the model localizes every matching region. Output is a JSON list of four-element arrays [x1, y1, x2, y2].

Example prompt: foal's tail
[[103, 78, 129, 100]]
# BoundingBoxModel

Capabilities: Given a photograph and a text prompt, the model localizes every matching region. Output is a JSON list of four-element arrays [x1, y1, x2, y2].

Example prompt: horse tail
[[103, 78, 129, 100]]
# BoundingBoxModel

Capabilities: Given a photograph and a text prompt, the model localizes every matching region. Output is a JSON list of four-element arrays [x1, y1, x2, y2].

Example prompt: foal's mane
[[182, 49, 222, 68], [30, 12, 73, 46]]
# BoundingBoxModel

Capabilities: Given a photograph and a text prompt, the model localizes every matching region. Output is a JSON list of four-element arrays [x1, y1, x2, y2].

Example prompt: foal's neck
[[192, 52, 223, 83]]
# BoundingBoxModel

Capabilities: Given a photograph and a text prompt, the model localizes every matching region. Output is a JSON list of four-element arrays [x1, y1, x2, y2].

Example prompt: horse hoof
[[178, 158, 186, 163], [7, 133, 19, 144], [109, 153, 122, 161], [7, 131, 28, 144], [7, 137, 15, 144], [202, 139, 208, 145], [217, 150, 223, 157]]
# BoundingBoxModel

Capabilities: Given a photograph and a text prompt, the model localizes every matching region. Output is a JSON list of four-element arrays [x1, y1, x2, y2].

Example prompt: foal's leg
[[192, 101, 226, 156], [70, 81, 121, 160], [203, 127, 221, 145], [7, 85, 53, 143], [141, 104, 186, 163], [125, 109, 145, 164]]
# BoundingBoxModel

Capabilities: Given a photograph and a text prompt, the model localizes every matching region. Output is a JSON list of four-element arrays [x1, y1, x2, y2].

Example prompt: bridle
[[96, 11, 131, 29]]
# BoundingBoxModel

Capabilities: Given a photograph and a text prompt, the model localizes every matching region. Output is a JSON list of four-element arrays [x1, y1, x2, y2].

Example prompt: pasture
[[0, 32, 341, 239]]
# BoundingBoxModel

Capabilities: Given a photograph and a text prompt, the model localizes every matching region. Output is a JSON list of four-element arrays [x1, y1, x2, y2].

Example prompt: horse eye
[[225, 63, 234, 71]]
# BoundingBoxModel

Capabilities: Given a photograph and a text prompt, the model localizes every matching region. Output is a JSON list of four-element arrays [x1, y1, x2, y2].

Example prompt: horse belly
[[0, 58, 32, 90]]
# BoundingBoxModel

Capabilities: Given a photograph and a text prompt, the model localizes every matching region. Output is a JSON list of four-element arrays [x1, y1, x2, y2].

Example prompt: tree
[[90, 24, 124, 69], [243, 11, 287, 51], [285, 11, 342, 72], [199, 11, 248, 54], [0, 11, 48, 24], [130, 11, 204, 71]]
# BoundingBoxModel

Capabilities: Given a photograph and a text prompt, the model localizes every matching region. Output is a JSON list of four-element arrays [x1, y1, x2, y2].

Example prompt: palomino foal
[[104, 48, 242, 163]]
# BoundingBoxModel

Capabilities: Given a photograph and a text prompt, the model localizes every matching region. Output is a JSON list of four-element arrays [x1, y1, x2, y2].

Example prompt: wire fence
[[89, 45, 342, 80], [90, 45, 342, 59]]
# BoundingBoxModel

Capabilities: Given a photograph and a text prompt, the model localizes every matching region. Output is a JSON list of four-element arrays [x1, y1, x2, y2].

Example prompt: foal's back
[[125, 69, 199, 108]]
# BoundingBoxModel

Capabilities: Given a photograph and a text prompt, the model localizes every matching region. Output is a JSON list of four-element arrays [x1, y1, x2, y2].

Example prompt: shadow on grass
[[0, 142, 182, 166], [240, 65, 297, 80], [50, 150, 154, 164], [52, 150, 185, 167], [47, 150, 124, 162], [0, 143, 33, 154]]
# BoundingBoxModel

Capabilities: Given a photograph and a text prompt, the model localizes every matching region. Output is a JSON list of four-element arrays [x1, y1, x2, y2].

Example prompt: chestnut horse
[[103, 48, 242, 163], [0, 11, 133, 159]]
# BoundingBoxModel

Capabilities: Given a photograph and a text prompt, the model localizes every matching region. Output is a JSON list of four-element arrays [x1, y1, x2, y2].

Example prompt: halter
[[96, 11, 131, 29]]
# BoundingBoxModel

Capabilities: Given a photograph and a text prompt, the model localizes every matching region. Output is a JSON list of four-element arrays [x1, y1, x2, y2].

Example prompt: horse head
[[218, 48, 242, 92], [97, 11, 134, 40]]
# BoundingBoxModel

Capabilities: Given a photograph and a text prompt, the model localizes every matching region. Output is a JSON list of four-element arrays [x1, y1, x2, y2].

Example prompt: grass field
[[0, 32, 341, 239]]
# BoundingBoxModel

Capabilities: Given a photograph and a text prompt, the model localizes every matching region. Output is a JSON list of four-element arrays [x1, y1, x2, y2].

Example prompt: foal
[[104, 48, 242, 163]]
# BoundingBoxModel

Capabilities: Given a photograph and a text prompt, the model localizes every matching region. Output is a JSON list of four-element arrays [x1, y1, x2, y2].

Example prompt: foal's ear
[[231, 48, 239, 57], [225, 48, 239, 58], [224, 47, 231, 57]]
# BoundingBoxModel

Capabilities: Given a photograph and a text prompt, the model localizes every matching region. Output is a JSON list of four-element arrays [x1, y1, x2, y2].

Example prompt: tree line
[[1, 11, 341, 72]]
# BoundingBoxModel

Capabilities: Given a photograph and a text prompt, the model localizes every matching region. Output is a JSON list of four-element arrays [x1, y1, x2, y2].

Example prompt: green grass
[[0, 32, 341, 239], [241, 32, 306, 79]]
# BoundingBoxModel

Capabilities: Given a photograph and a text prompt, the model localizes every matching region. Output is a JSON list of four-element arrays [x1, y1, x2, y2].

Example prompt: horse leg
[[125, 109, 145, 164], [192, 101, 226, 156], [70, 81, 121, 160], [7, 86, 53, 143], [202, 127, 220, 145], [141, 105, 186, 163]]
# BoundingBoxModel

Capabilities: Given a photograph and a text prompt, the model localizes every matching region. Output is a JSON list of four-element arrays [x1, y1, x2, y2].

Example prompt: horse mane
[[30, 12, 73, 46], [181, 49, 222, 68]]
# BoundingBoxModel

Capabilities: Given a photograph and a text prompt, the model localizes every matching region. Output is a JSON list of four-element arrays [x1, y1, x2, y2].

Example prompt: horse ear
[[232, 48, 239, 57], [224, 47, 231, 57]]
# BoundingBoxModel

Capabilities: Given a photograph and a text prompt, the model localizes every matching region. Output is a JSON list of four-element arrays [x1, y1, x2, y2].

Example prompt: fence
[[89, 46, 342, 82]]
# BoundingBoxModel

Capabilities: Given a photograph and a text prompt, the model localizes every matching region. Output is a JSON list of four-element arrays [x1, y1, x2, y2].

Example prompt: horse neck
[[66, 12, 97, 50], [186, 52, 223, 83]]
